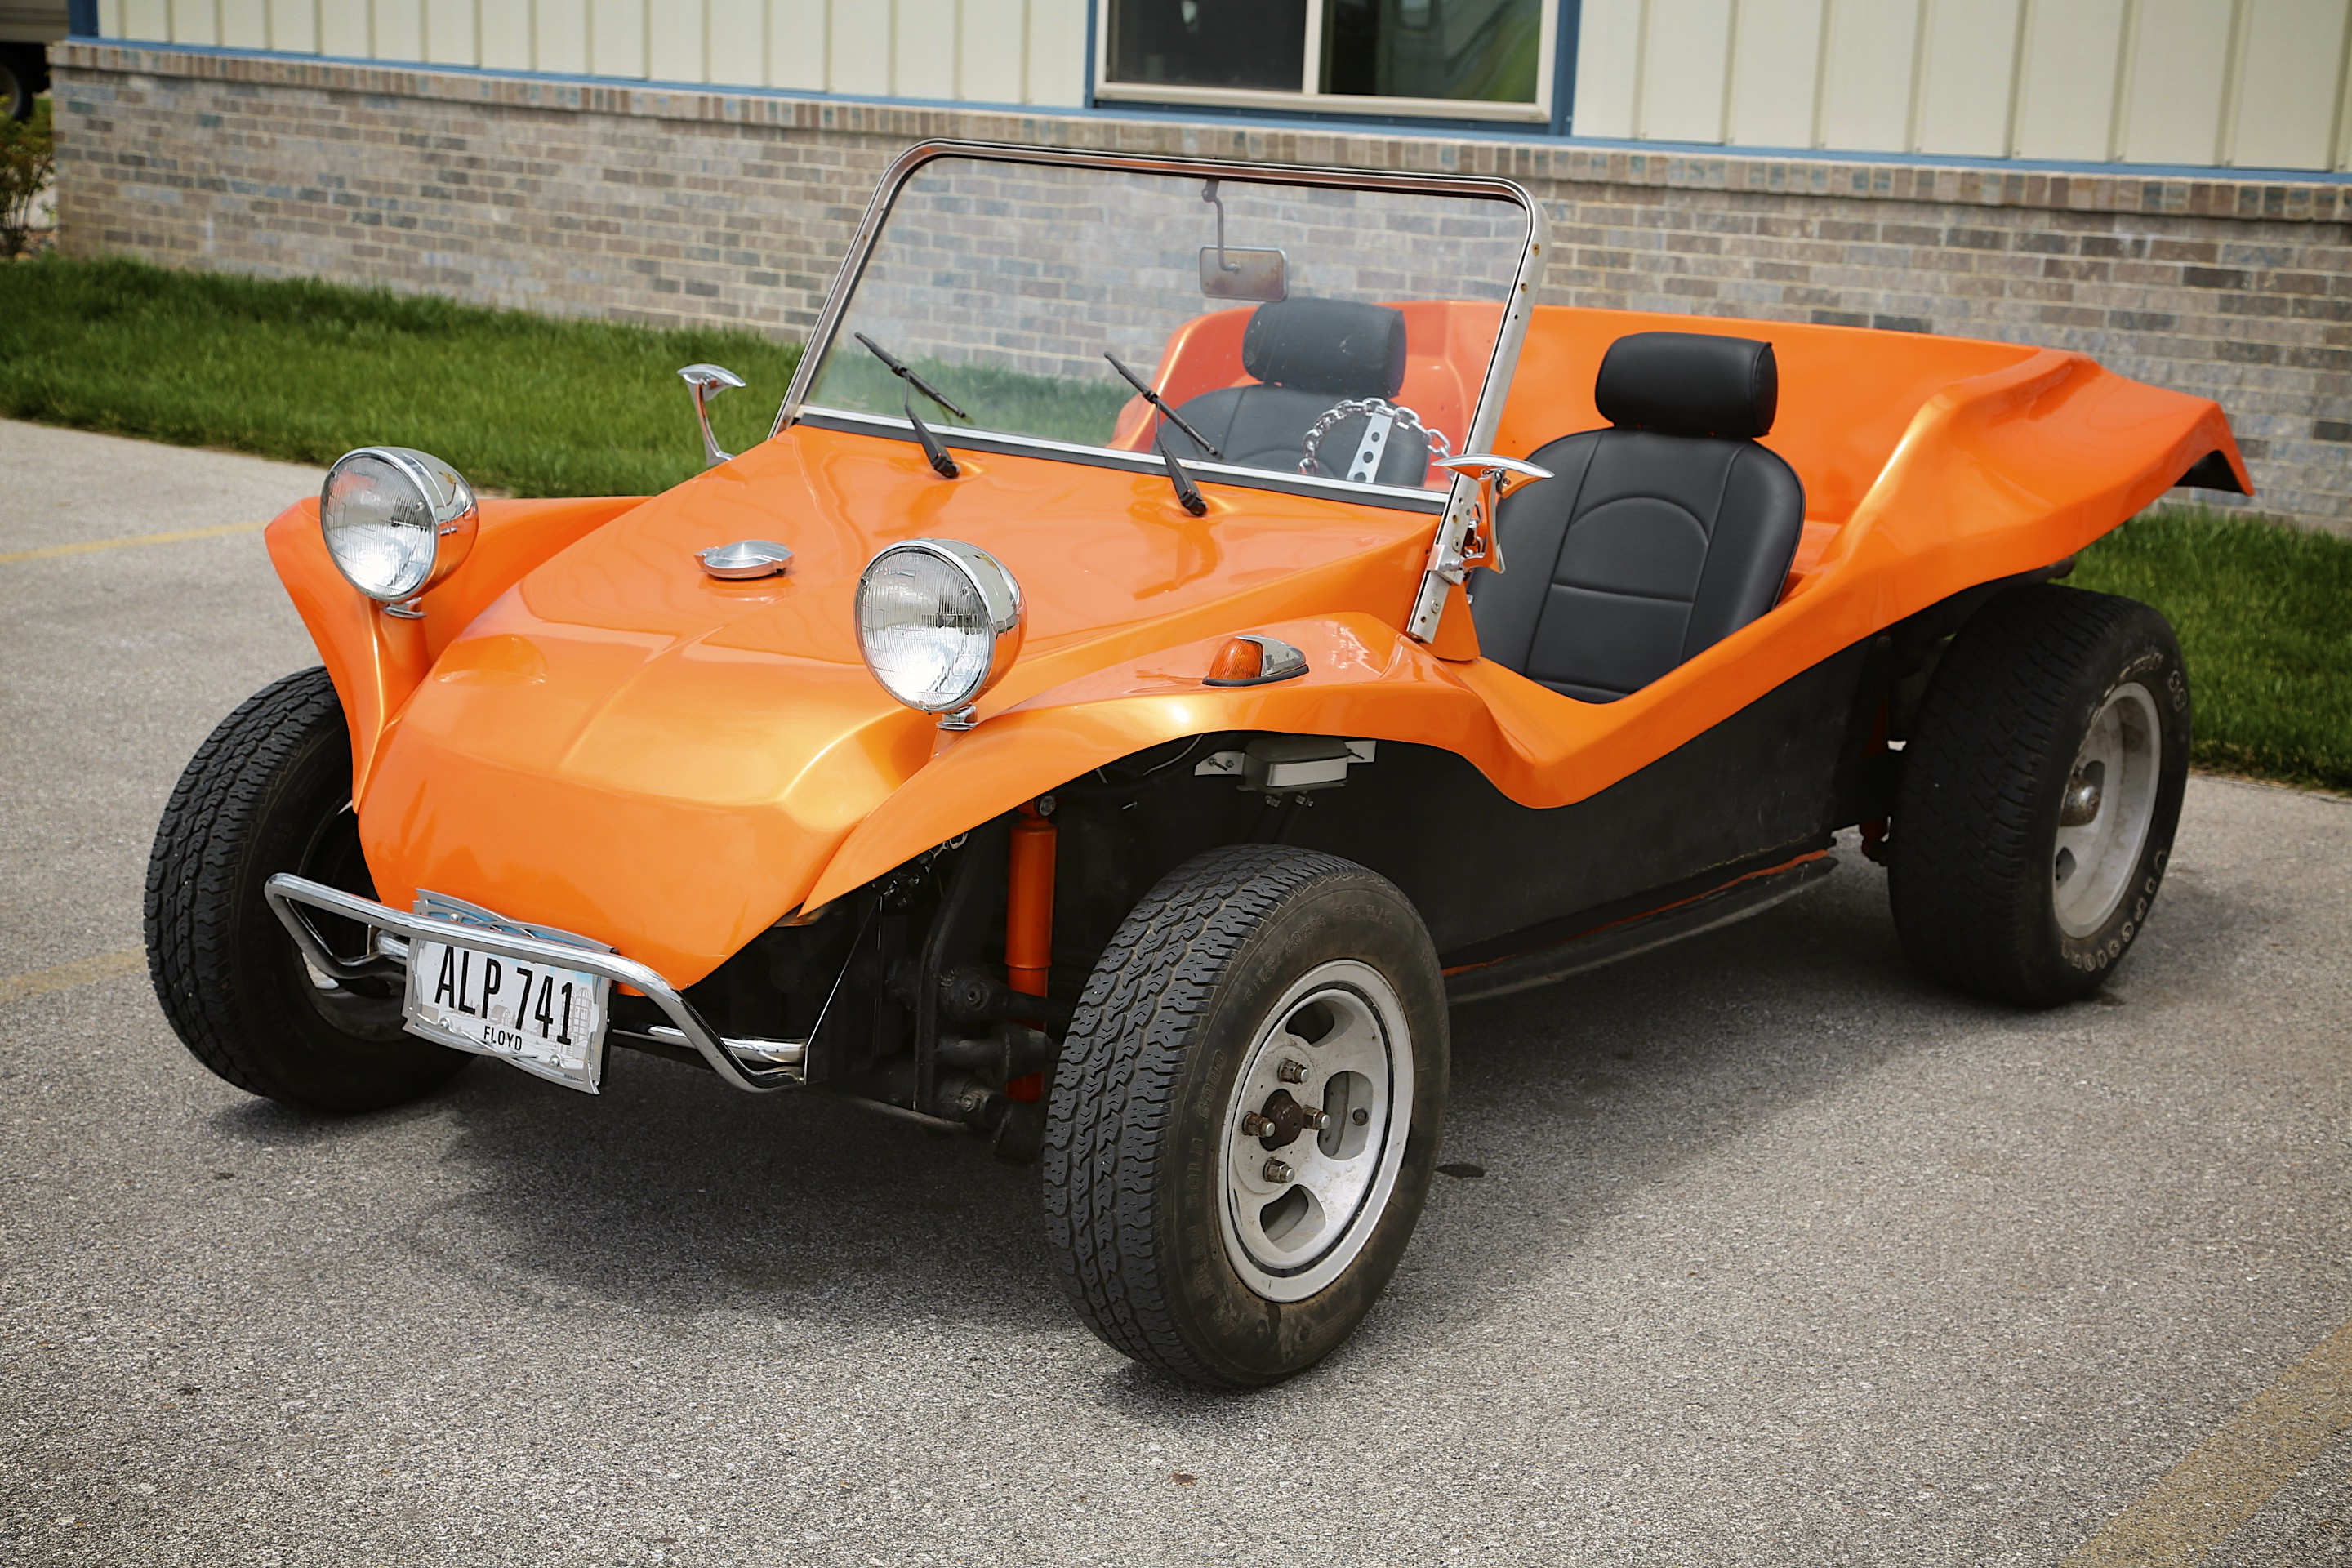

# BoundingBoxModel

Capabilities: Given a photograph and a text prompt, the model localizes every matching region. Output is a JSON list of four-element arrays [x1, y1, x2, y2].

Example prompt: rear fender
[[266, 494, 647, 796]]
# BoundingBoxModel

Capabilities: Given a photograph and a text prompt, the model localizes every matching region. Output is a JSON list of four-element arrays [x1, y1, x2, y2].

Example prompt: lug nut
[[1300, 1106, 1330, 1131], [1276, 1058, 1307, 1084], [1263, 1158, 1294, 1184], [1241, 1111, 1274, 1138]]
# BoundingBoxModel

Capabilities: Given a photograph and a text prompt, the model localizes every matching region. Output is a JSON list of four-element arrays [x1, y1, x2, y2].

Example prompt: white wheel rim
[[2052, 682, 2163, 938], [1216, 960, 1414, 1303]]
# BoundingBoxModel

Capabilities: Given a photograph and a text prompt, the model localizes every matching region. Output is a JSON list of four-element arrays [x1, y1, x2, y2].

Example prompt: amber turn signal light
[[1205, 634, 1308, 688]]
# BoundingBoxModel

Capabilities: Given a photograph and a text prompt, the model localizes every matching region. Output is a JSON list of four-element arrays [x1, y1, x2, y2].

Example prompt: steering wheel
[[1298, 398, 1451, 482]]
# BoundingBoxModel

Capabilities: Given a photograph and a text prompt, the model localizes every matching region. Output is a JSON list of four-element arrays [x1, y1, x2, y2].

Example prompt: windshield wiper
[[1155, 431, 1209, 517], [1106, 352, 1221, 459], [903, 395, 959, 479], [855, 332, 969, 421]]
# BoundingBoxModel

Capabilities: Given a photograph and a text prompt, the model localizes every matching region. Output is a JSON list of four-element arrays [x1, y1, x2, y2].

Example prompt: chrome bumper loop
[[261, 873, 807, 1091]]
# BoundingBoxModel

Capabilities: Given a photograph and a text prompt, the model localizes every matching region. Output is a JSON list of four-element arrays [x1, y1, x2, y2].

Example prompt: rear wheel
[[0, 49, 31, 122], [1889, 585, 2190, 1006], [145, 667, 470, 1111], [1042, 845, 1448, 1387]]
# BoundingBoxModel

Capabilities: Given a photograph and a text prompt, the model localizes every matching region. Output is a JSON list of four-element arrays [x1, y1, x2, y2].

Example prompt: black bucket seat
[[1165, 297, 1432, 487], [1472, 332, 1806, 703]]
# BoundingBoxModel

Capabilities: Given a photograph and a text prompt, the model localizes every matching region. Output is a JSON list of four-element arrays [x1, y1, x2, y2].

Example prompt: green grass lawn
[[0, 253, 801, 496], [4, 256, 2346, 791], [2074, 507, 2352, 792]]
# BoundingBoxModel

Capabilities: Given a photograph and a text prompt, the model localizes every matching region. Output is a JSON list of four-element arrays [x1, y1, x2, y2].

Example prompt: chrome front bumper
[[262, 873, 808, 1091]]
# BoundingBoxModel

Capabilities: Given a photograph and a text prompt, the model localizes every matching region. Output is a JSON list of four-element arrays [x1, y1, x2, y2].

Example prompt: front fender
[[802, 612, 1507, 908], [267, 493, 648, 795]]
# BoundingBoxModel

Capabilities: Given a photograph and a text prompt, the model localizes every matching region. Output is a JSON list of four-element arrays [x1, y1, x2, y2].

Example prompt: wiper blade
[[904, 394, 959, 479], [855, 332, 969, 421], [1155, 431, 1209, 517], [1107, 352, 1221, 460]]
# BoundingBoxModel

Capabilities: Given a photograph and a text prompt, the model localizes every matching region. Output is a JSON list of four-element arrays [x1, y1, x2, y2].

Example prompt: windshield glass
[[798, 154, 1532, 499]]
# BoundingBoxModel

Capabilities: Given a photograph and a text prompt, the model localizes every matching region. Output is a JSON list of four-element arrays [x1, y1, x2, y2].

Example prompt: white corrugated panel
[[2114, 0, 2233, 166], [895, 0, 959, 98], [376, 0, 425, 63], [1816, 0, 1919, 154], [2229, 0, 2350, 169], [1913, 0, 2018, 158], [709, 0, 770, 88], [219, 0, 267, 50], [1639, 0, 1733, 144], [84, 0, 2345, 165], [770, 0, 828, 91], [1571, 0, 1642, 137], [2013, 0, 2127, 161], [1726, 0, 1825, 149]]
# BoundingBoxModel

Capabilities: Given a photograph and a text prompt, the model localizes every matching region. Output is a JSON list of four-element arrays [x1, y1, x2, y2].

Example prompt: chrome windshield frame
[[770, 140, 1548, 514]]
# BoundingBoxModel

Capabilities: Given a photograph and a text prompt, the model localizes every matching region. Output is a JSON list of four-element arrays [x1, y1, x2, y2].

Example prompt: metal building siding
[[1571, 0, 2352, 171], [90, 0, 2352, 169], [95, 0, 1081, 105]]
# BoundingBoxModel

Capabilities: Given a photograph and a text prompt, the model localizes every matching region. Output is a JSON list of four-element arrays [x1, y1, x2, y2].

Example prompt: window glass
[[1324, 0, 1544, 103], [1107, 0, 1309, 91], [802, 156, 1531, 499]]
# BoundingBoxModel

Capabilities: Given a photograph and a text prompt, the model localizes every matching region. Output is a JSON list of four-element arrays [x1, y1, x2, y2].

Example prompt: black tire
[[0, 51, 27, 122], [145, 667, 471, 1111], [1042, 845, 1449, 1387], [1889, 584, 2190, 1006]]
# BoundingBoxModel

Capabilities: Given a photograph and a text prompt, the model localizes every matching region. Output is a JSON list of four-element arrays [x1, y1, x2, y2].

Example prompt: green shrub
[[0, 96, 54, 258]]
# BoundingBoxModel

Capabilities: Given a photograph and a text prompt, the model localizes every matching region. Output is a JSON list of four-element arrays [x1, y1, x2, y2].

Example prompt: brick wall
[[47, 42, 2352, 532]]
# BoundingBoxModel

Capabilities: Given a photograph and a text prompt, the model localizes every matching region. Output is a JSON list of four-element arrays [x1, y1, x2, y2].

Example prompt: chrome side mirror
[[678, 363, 746, 468], [1433, 453, 1552, 577]]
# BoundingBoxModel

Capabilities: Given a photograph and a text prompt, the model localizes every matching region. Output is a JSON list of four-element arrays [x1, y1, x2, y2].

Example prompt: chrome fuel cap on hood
[[697, 539, 795, 580]]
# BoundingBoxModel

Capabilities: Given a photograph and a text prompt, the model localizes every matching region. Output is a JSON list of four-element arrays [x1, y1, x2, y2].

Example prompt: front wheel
[[1042, 845, 1449, 1387], [145, 666, 471, 1111], [1889, 585, 2191, 1006]]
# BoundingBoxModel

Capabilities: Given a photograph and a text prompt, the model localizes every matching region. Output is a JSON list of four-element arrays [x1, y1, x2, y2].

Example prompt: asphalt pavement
[[5, 416, 2352, 1566]]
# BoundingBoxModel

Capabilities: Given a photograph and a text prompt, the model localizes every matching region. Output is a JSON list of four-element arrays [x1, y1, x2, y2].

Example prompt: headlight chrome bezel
[[854, 538, 1026, 728], [318, 446, 480, 604]]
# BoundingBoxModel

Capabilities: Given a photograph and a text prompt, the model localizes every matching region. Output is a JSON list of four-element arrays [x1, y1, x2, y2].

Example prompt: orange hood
[[355, 425, 1435, 983]]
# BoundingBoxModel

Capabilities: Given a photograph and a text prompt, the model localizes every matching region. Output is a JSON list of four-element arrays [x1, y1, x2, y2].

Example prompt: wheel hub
[[1215, 962, 1414, 1303], [2051, 684, 2162, 938]]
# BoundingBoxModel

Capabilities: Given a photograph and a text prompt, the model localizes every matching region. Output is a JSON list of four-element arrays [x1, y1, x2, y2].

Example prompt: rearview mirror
[[1199, 180, 1286, 303]]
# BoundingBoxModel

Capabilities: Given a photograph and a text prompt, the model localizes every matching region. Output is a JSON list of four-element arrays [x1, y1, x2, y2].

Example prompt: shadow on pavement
[[194, 847, 2261, 1383]]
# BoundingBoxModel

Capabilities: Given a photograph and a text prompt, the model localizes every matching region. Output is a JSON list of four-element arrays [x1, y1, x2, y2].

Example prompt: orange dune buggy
[[146, 141, 2244, 1386]]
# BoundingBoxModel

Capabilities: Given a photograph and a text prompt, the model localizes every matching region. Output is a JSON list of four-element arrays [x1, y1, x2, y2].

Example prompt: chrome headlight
[[855, 539, 1024, 727], [318, 447, 479, 602]]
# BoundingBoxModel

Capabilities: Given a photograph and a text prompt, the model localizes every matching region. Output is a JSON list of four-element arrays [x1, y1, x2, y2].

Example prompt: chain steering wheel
[[1298, 398, 1452, 483]]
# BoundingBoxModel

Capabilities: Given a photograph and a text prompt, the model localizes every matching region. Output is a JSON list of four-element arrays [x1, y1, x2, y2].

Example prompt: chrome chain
[[1297, 398, 1453, 478]]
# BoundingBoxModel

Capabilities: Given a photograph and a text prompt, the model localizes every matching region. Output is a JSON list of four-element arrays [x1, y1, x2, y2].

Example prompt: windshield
[[792, 153, 1535, 502]]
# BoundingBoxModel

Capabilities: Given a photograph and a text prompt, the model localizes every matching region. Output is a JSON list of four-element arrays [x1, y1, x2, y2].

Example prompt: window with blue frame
[[1097, 0, 1557, 122]]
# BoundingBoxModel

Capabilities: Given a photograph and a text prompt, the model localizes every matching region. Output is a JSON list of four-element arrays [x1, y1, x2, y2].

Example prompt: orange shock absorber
[[1003, 799, 1057, 1102]]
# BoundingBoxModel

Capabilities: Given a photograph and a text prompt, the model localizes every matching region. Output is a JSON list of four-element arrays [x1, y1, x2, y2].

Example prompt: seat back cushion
[[1165, 298, 1427, 484], [1472, 332, 1804, 703]]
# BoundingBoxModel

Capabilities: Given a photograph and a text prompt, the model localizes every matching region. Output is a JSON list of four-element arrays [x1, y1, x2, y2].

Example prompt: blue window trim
[[58, 33, 2352, 185], [1552, 0, 1580, 136], [67, 0, 99, 36]]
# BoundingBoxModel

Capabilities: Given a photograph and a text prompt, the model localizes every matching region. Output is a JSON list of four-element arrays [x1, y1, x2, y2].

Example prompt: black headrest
[[1595, 332, 1779, 439], [1243, 298, 1409, 399]]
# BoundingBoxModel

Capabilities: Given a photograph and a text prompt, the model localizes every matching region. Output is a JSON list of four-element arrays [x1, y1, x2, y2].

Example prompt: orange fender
[[267, 494, 648, 796]]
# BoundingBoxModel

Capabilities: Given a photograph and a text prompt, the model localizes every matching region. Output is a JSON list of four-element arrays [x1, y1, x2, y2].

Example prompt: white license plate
[[403, 938, 609, 1093]]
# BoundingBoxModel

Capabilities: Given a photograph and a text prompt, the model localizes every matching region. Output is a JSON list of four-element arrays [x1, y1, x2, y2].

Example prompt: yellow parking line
[[2066, 1316, 2352, 1565], [0, 520, 267, 564], [0, 949, 146, 1007]]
